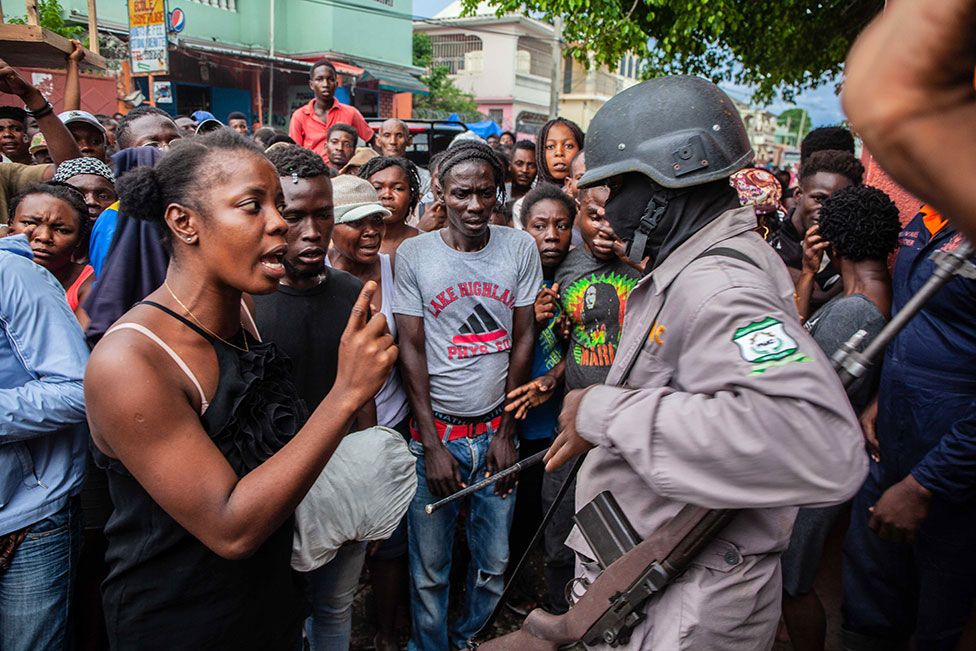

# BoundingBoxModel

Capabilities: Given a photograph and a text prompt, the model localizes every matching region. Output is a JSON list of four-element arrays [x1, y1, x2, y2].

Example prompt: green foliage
[[415, 66, 481, 116], [463, 0, 884, 103], [412, 32, 480, 116], [777, 107, 812, 138], [413, 32, 434, 69], [8, 0, 86, 41]]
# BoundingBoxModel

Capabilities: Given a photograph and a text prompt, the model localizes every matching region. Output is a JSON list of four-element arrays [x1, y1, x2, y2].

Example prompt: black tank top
[[93, 301, 309, 650]]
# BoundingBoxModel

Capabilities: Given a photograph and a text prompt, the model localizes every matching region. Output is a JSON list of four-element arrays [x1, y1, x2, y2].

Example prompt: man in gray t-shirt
[[393, 142, 541, 651], [393, 226, 541, 416]]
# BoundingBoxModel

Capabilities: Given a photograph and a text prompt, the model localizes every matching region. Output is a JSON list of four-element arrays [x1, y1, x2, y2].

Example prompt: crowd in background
[[0, 29, 974, 651]]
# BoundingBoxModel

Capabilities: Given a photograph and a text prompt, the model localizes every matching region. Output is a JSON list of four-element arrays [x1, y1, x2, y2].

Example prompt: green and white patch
[[732, 317, 811, 373]]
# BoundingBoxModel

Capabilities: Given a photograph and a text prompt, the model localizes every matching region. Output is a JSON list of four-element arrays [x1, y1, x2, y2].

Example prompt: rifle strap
[[520, 505, 721, 645]]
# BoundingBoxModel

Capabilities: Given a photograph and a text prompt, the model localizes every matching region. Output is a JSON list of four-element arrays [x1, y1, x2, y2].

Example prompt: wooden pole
[[0, 1, 6, 24], [148, 73, 156, 107], [25, 0, 39, 25], [87, 0, 99, 55]]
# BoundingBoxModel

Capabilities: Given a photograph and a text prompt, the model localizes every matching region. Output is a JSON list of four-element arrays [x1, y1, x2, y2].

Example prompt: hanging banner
[[128, 0, 169, 76]]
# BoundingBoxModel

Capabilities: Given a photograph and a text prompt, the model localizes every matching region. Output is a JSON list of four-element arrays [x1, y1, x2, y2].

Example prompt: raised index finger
[[345, 281, 378, 332]]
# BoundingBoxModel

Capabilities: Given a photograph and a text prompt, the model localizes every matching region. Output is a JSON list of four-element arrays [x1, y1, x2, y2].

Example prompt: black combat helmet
[[578, 75, 753, 190]]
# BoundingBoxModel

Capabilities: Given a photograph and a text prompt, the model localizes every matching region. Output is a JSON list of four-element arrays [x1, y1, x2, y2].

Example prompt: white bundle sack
[[292, 426, 417, 572]]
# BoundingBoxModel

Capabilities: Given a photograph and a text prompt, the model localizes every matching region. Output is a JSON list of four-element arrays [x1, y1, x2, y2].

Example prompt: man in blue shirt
[[842, 206, 976, 650], [0, 234, 89, 650]]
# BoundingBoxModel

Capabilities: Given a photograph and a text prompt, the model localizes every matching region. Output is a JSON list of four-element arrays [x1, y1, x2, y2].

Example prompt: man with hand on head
[[1, 59, 82, 229]]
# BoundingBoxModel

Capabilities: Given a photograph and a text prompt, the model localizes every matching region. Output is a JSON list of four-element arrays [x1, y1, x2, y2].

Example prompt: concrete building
[[415, 0, 553, 135], [734, 99, 779, 165], [3, 0, 424, 127], [415, 1, 640, 135], [560, 53, 642, 131]]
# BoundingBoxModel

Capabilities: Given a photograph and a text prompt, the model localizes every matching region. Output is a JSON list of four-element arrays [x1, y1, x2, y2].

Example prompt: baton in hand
[[425, 449, 548, 514]]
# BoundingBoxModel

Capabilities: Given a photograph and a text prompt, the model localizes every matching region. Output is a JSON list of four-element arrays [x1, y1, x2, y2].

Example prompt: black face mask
[[603, 173, 741, 272]]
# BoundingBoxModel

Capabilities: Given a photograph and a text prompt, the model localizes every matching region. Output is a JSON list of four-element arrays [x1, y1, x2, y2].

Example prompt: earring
[[183, 235, 195, 243]]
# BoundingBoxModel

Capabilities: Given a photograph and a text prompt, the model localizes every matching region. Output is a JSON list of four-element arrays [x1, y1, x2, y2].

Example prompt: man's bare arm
[[843, 0, 976, 237]]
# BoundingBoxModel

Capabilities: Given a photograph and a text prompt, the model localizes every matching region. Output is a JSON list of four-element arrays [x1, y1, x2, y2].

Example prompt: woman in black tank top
[[84, 131, 397, 650]]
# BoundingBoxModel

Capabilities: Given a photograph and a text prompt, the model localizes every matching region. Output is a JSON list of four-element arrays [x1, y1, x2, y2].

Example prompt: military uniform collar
[[650, 206, 758, 295]]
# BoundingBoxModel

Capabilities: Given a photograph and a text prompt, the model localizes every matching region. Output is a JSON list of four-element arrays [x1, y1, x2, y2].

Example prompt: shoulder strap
[[239, 299, 261, 343], [139, 300, 215, 343], [694, 246, 760, 268], [105, 322, 210, 415]]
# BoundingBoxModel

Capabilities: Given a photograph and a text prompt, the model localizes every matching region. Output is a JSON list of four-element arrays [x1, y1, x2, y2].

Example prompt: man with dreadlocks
[[393, 140, 542, 650], [542, 77, 867, 650]]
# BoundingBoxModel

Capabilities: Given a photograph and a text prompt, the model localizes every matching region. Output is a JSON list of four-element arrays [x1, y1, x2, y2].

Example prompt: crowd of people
[[0, 3, 974, 647]]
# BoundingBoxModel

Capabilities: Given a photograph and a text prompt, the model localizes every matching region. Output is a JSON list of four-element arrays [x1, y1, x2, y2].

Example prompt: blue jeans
[[0, 499, 82, 651], [407, 433, 516, 651], [303, 541, 368, 651]]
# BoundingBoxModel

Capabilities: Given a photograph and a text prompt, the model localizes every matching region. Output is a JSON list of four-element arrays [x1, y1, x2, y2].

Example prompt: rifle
[[472, 506, 736, 650], [465, 238, 975, 648]]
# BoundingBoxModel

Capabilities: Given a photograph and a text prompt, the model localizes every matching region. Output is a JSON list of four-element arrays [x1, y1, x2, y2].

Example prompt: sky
[[412, 0, 847, 126]]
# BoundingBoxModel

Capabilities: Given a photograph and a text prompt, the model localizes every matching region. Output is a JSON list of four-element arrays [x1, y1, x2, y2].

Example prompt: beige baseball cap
[[331, 175, 392, 224]]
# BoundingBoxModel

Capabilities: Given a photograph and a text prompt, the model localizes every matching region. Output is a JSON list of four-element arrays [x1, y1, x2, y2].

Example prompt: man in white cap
[[58, 110, 108, 162]]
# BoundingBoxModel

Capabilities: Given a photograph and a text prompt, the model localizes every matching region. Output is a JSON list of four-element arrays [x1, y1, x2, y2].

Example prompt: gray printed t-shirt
[[393, 226, 543, 417]]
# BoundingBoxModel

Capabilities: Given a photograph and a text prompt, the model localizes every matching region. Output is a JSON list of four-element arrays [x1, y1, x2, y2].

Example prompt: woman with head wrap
[[729, 167, 786, 239], [53, 157, 117, 223]]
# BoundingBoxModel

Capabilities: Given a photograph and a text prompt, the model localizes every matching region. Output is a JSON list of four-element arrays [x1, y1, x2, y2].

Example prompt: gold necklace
[[163, 281, 249, 353]]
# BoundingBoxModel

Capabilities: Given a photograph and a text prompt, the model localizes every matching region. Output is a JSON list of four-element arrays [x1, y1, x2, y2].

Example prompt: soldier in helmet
[[543, 76, 869, 649]]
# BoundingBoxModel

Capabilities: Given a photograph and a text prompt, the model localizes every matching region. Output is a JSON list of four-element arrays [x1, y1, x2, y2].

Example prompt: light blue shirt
[[0, 235, 89, 534]]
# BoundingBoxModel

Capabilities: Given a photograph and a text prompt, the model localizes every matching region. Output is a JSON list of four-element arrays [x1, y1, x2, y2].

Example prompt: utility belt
[[410, 405, 505, 443]]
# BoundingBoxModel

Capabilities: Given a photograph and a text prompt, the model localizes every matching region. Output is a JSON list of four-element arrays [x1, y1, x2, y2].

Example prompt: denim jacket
[[0, 235, 89, 535]]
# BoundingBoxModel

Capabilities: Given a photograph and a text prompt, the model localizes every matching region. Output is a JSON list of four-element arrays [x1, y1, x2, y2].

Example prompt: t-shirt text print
[[427, 281, 518, 360], [393, 227, 543, 417]]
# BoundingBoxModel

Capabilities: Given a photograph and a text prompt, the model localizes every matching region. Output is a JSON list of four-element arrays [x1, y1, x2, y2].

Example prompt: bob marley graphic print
[[555, 247, 641, 389]]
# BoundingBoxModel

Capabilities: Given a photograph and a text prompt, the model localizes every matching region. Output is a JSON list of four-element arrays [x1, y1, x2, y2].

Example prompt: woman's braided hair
[[536, 117, 584, 185], [357, 156, 423, 211]]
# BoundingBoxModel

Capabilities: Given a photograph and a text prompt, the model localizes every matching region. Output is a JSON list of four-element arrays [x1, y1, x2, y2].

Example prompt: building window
[[190, 0, 237, 10], [430, 34, 483, 74], [488, 108, 503, 125], [516, 36, 552, 78]]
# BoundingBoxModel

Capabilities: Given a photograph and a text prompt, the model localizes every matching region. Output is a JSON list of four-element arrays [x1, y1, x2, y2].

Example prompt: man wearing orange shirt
[[289, 60, 374, 161]]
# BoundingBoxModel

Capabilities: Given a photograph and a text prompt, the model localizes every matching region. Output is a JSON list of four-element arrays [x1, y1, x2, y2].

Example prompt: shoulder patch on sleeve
[[732, 316, 812, 374]]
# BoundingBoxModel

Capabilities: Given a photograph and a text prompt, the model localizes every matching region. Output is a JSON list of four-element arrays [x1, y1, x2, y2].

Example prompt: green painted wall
[[5, 0, 412, 67]]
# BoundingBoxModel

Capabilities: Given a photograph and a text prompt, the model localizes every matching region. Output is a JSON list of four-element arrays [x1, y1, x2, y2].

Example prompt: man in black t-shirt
[[768, 150, 863, 313], [254, 145, 367, 417], [253, 145, 372, 651]]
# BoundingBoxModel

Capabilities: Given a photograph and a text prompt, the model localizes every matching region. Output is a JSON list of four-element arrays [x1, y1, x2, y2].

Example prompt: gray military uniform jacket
[[568, 207, 868, 650]]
